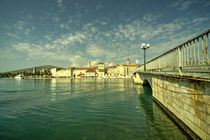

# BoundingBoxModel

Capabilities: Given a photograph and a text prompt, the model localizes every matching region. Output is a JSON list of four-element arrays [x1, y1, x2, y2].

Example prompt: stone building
[[51, 67, 74, 78], [107, 58, 139, 78], [96, 63, 105, 77], [50, 59, 138, 79], [107, 66, 117, 76]]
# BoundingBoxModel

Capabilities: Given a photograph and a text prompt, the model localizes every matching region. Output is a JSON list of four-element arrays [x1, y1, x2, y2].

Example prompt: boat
[[15, 74, 24, 79]]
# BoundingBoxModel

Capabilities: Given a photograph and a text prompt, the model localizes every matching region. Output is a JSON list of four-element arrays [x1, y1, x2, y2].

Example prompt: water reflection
[[0, 78, 190, 139], [51, 78, 57, 101]]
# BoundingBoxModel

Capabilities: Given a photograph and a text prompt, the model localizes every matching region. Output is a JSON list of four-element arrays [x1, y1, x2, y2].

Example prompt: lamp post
[[141, 43, 150, 71]]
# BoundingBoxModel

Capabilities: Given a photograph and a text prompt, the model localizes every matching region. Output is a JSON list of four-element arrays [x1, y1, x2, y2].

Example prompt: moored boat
[[15, 74, 24, 79]]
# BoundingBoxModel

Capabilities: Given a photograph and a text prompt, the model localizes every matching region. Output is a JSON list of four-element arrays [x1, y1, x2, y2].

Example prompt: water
[[0, 78, 191, 140]]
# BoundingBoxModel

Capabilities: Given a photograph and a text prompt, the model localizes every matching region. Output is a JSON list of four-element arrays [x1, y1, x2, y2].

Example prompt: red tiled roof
[[127, 64, 138, 66], [67, 67, 75, 69], [117, 64, 138, 67], [75, 67, 97, 70], [77, 73, 85, 76], [87, 67, 97, 70], [108, 66, 116, 68], [76, 68, 88, 70]]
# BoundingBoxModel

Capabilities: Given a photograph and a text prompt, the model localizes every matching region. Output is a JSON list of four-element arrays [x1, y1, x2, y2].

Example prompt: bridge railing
[[137, 29, 210, 79]]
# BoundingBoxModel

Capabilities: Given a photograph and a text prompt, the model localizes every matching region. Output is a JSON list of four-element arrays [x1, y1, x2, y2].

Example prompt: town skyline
[[0, 0, 210, 72]]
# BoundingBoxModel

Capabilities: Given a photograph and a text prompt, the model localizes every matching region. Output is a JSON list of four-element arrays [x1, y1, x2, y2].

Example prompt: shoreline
[[0, 77, 132, 80]]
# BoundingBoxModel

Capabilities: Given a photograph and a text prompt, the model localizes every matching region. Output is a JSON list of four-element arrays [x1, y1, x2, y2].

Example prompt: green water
[[0, 78, 190, 140]]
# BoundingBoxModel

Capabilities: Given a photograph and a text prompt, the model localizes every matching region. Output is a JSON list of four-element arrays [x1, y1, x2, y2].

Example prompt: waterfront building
[[96, 63, 105, 78], [50, 68, 57, 77], [86, 68, 96, 77], [107, 58, 138, 78], [50, 59, 138, 78], [116, 64, 138, 78], [55, 69, 71, 78], [40, 68, 49, 73], [50, 67, 63, 77], [107, 66, 117, 77], [73, 67, 97, 78]]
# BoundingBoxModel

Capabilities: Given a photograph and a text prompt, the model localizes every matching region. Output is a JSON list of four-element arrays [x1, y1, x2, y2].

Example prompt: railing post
[[190, 42, 192, 65], [158, 57, 161, 72], [181, 46, 184, 66], [201, 36, 205, 64], [179, 47, 182, 66], [206, 33, 209, 64], [177, 49, 179, 67], [184, 44, 186, 66], [197, 38, 200, 65], [187, 43, 189, 65], [144, 48, 146, 71], [178, 47, 182, 75], [193, 40, 196, 65]]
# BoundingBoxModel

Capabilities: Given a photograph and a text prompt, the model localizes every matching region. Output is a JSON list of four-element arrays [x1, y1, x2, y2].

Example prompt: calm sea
[[0, 78, 190, 140]]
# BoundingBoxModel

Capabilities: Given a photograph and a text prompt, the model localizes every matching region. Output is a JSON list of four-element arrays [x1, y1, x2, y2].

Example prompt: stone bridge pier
[[134, 72, 210, 140]]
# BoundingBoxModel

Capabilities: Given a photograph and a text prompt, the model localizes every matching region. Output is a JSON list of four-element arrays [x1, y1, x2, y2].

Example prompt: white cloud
[[86, 44, 116, 59], [171, 0, 199, 11], [143, 13, 161, 22], [44, 35, 52, 41], [0, 48, 18, 59], [96, 4, 103, 10], [31, 26, 36, 30], [91, 27, 97, 33], [25, 29, 31, 35], [108, 62, 113, 66], [205, 1, 210, 6], [44, 44, 55, 50], [14, 20, 25, 31], [53, 32, 86, 46], [6, 32, 19, 39], [135, 60, 139, 64], [52, 16, 60, 23], [56, 0, 65, 12], [91, 60, 99, 66], [12, 42, 69, 61], [68, 55, 88, 67], [192, 17, 209, 23], [59, 24, 70, 29]]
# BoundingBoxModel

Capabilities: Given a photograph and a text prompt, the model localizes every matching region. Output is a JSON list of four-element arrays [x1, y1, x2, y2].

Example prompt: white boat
[[15, 74, 24, 79]]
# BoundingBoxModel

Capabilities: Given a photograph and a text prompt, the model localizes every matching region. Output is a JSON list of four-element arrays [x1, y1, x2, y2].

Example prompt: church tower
[[88, 60, 91, 68], [126, 58, 130, 64], [33, 67, 36, 74]]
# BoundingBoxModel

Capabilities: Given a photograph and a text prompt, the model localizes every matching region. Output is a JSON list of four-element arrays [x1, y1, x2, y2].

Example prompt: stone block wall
[[152, 75, 210, 140], [133, 72, 210, 140]]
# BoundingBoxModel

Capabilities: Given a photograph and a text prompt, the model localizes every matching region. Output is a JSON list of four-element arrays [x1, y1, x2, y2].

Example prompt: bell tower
[[88, 60, 91, 68], [126, 58, 130, 64]]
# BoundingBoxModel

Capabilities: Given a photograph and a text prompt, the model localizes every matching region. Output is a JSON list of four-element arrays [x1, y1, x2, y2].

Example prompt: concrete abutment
[[133, 72, 210, 140]]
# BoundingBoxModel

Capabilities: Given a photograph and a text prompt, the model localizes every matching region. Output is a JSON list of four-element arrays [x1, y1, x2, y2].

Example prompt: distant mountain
[[1, 65, 64, 74]]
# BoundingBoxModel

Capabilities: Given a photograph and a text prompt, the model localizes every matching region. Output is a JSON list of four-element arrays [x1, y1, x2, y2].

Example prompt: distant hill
[[1, 65, 64, 74]]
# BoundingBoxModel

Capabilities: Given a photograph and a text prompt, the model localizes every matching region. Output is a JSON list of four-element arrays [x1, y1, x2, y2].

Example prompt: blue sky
[[0, 0, 210, 72]]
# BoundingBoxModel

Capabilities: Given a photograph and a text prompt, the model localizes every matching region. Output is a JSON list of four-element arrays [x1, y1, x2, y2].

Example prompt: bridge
[[133, 29, 210, 140]]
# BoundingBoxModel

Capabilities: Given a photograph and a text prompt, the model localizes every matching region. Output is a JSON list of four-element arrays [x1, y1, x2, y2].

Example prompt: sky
[[0, 0, 210, 72]]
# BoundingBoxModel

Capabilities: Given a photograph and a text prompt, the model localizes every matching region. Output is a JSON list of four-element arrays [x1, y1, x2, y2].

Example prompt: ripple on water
[[0, 79, 191, 140]]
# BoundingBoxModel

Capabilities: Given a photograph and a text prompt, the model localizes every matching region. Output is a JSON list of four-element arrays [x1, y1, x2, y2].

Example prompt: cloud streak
[[171, 0, 199, 11]]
